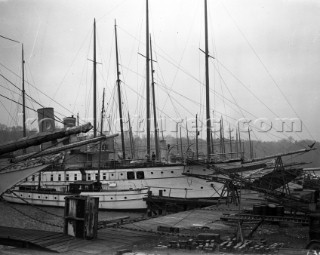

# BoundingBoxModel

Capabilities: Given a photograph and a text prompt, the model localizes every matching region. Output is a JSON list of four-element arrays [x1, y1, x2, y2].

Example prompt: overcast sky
[[0, 0, 319, 144]]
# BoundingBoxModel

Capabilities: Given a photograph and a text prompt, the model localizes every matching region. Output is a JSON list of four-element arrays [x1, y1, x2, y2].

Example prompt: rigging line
[[53, 29, 92, 100], [0, 72, 18, 117], [212, 62, 244, 116], [25, 62, 43, 110], [121, 81, 175, 125], [0, 91, 66, 127], [96, 0, 129, 22], [24, 69, 36, 111], [119, 65, 287, 142], [0, 74, 65, 125], [162, 85, 298, 143], [208, 7, 227, 118], [211, 61, 267, 153], [120, 64, 238, 120], [0, 72, 42, 112], [72, 38, 92, 116], [0, 83, 21, 95], [121, 70, 293, 142], [156, 85, 195, 118], [0, 62, 75, 117], [118, 24, 202, 89], [120, 28, 310, 143], [0, 82, 34, 117], [219, 1, 315, 142], [0, 100, 18, 126], [155, 81, 244, 124], [154, 19, 194, 114], [28, 19, 41, 63], [0, 34, 20, 44], [0, 92, 38, 113], [214, 58, 308, 144]]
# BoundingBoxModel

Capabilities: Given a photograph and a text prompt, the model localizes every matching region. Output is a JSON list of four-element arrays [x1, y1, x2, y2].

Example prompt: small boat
[[3, 181, 148, 210]]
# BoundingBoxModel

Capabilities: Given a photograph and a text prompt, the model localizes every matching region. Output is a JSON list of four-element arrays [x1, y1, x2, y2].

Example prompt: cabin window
[[127, 171, 135, 180], [102, 173, 106, 180], [50, 174, 54, 181], [136, 171, 144, 180], [95, 173, 98, 180], [87, 174, 91, 181], [58, 174, 61, 181], [32, 175, 35, 181], [74, 174, 78, 181], [66, 174, 69, 181]]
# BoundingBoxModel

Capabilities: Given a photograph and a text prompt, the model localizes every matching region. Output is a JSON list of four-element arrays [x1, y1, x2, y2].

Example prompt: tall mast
[[97, 88, 105, 183], [146, 0, 151, 159], [114, 20, 126, 160], [93, 19, 97, 138], [238, 124, 243, 159], [235, 128, 239, 158], [196, 114, 199, 160], [21, 44, 26, 154], [186, 117, 190, 149], [229, 126, 233, 159], [204, 0, 211, 161], [128, 113, 135, 159], [180, 125, 183, 161], [150, 35, 159, 160], [248, 127, 253, 159]]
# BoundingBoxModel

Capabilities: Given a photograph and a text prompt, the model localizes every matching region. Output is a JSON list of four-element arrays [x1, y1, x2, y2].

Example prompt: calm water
[[0, 200, 145, 232]]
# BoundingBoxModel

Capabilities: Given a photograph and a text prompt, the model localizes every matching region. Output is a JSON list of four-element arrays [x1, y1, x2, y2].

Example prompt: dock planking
[[0, 225, 89, 252], [0, 225, 159, 253]]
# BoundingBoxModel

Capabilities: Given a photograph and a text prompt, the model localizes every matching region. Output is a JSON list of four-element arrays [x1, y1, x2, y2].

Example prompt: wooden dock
[[0, 226, 89, 252], [0, 225, 159, 254]]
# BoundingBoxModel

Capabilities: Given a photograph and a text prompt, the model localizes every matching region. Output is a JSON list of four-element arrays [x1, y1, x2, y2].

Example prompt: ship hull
[[3, 188, 148, 210]]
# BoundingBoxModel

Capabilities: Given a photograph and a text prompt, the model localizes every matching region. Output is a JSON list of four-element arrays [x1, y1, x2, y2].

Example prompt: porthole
[[45, 196, 48, 199], [171, 171, 174, 174], [151, 172, 153, 174], [38, 196, 40, 198], [20, 194, 22, 197], [124, 197, 127, 199], [161, 171, 163, 174], [54, 197, 57, 200], [201, 187, 203, 189], [28, 195, 31, 198], [120, 173, 123, 176], [111, 197, 113, 200], [164, 189, 166, 192], [187, 170, 190, 172]]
